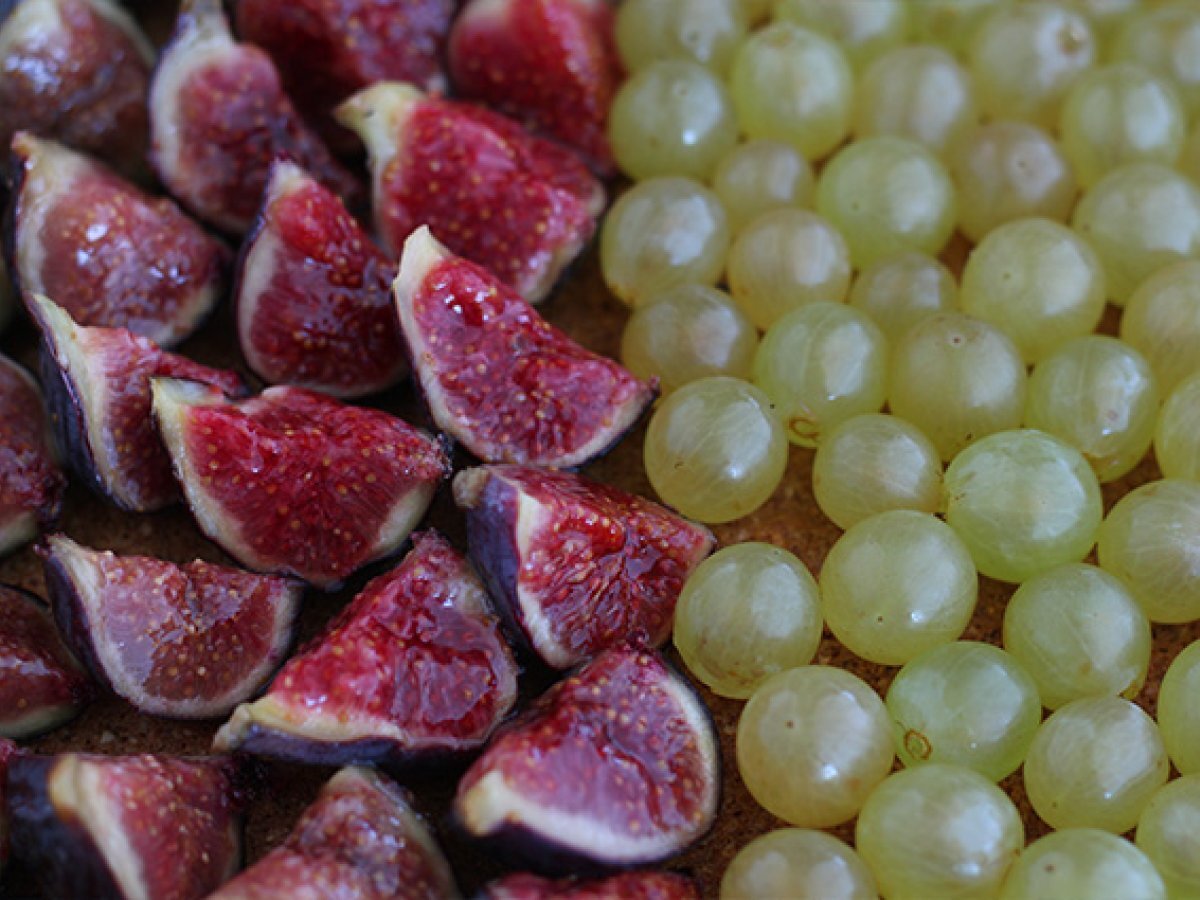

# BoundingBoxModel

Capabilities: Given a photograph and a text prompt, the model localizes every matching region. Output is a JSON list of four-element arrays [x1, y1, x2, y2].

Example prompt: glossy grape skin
[[720, 829, 879, 900], [1002, 562, 1151, 710], [673, 542, 822, 700], [643, 376, 788, 524], [711, 139, 814, 233], [1136, 776, 1200, 899], [1023, 696, 1169, 833], [1155, 371, 1200, 481], [774, 0, 909, 70], [819, 510, 977, 667], [999, 829, 1166, 900], [1111, 1, 1200, 119], [856, 764, 1024, 900], [1121, 259, 1200, 392], [1158, 641, 1200, 774], [736, 666, 895, 828], [908, 0, 1009, 56], [1060, 0, 1142, 44], [848, 251, 957, 342], [614, 0, 748, 75]]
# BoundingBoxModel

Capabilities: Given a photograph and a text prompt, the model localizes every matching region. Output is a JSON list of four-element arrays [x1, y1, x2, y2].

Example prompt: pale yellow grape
[[720, 830, 878, 900], [1155, 371, 1200, 481], [1024, 335, 1160, 483], [614, 0, 747, 75], [1121, 259, 1200, 392], [729, 23, 853, 161], [908, 0, 1009, 56], [812, 413, 943, 530], [774, 0, 909, 70], [888, 312, 1027, 461], [819, 510, 977, 666], [847, 251, 957, 341], [1112, 1, 1200, 118], [619, 285, 758, 394], [1023, 696, 1168, 833], [1003, 562, 1151, 710], [736, 666, 895, 828], [1136, 776, 1200, 900], [1157, 640, 1200, 773], [1060, 0, 1142, 46], [815, 136, 957, 269], [999, 830, 1166, 900], [726, 209, 851, 330], [711, 139, 814, 233]]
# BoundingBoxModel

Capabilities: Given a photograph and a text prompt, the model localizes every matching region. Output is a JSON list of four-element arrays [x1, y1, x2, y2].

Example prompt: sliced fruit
[[152, 379, 449, 588], [209, 766, 459, 900], [454, 464, 714, 669], [214, 530, 518, 765], [485, 871, 700, 900], [7, 133, 229, 347], [394, 228, 654, 467], [148, 0, 360, 235], [236, 160, 407, 398], [338, 83, 604, 303], [455, 645, 720, 873], [0, 737, 16, 873], [0, 583, 90, 738]]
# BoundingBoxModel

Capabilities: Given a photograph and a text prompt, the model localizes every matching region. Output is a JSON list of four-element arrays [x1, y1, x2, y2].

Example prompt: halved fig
[[338, 83, 604, 303], [41, 534, 302, 720], [394, 228, 655, 467], [148, 0, 360, 235], [8, 752, 245, 900], [214, 530, 518, 766], [455, 645, 720, 874], [7, 133, 229, 346], [0, 583, 90, 738], [236, 160, 407, 398], [151, 379, 449, 588], [31, 296, 247, 513], [449, 0, 619, 173], [454, 465, 714, 669], [0, 738, 16, 873], [0, 353, 65, 557], [209, 766, 459, 900], [485, 871, 700, 900]]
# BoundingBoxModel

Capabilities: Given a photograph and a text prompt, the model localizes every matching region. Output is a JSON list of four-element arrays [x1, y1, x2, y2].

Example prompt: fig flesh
[[0, 353, 65, 557], [484, 871, 700, 900]]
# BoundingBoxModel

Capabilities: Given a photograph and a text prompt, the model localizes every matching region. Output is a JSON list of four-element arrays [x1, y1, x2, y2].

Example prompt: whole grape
[[1154, 370, 1200, 481], [999, 829, 1166, 900], [720, 829, 878, 900], [1136, 776, 1200, 899], [1111, 0, 1200, 118], [775, 0, 909, 70], [614, 0, 748, 75], [1158, 640, 1200, 774], [1121, 258, 1200, 392], [711, 139, 814, 233], [847, 251, 958, 342]]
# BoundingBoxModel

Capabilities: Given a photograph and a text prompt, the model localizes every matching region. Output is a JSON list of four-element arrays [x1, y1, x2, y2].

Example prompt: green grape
[[1155, 371, 1200, 481], [1024, 336, 1160, 483], [720, 829, 878, 900], [614, 0, 748, 75], [752, 303, 887, 447], [643, 376, 788, 524], [673, 542, 822, 699], [711, 139, 814, 233], [1097, 479, 1200, 623], [1003, 562, 1151, 710], [885, 641, 1041, 782], [999, 829, 1166, 900], [1060, 0, 1142, 46], [888, 312, 1027, 461], [908, 0, 1009, 56], [608, 60, 738, 181], [847, 251, 957, 342], [960, 218, 1107, 364], [819, 510, 977, 666], [620, 285, 758, 394], [726, 209, 851, 330], [600, 177, 730, 308], [1121, 259, 1200, 392], [947, 120, 1078, 244], [1136, 776, 1200, 899], [1023, 696, 1169, 833], [1111, 1, 1200, 119], [775, 0, 909, 70], [1158, 641, 1200, 773], [816, 136, 958, 269], [856, 764, 1024, 900], [812, 413, 943, 530], [1178, 121, 1200, 184], [737, 666, 895, 828], [1072, 163, 1200, 306]]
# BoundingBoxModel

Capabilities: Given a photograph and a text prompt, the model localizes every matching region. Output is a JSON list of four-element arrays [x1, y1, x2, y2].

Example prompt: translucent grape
[[614, 0, 748, 75], [847, 251, 957, 342], [1157, 640, 1200, 773], [711, 139, 814, 233], [1136, 776, 1200, 899], [720, 829, 878, 900], [737, 666, 895, 828], [1155, 370, 1200, 481], [1121, 259, 1200, 392], [999, 829, 1166, 900], [774, 0, 909, 70], [908, 0, 1009, 56], [1111, 1, 1200, 118], [819, 510, 977, 666], [643, 376, 787, 524], [673, 542, 822, 699], [1060, 0, 1142, 45]]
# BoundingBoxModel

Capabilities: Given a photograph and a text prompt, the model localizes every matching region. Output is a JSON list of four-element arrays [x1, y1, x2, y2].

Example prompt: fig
[[449, 0, 619, 174], [8, 752, 245, 900], [0, 737, 15, 872], [0, 583, 90, 738], [41, 533, 302, 720], [0, 353, 65, 557], [236, 160, 407, 398], [214, 530, 518, 766], [7, 133, 229, 347], [148, 0, 361, 235], [209, 766, 459, 900], [454, 645, 720, 874], [484, 871, 700, 900], [394, 228, 655, 467], [31, 296, 247, 513], [337, 83, 604, 303], [454, 465, 714, 669]]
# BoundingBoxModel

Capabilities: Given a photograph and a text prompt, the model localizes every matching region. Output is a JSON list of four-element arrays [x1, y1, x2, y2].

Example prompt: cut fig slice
[[8, 752, 244, 900], [455, 645, 720, 874], [236, 160, 407, 398], [214, 530, 518, 766], [454, 465, 714, 669], [209, 766, 459, 900], [42, 534, 302, 720], [148, 0, 360, 235], [7, 133, 229, 347], [337, 83, 604, 303], [0, 583, 90, 738], [484, 871, 700, 900], [394, 228, 655, 467], [151, 379, 449, 588], [31, 296, 247, 513], [0, 738, 15, 873]]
